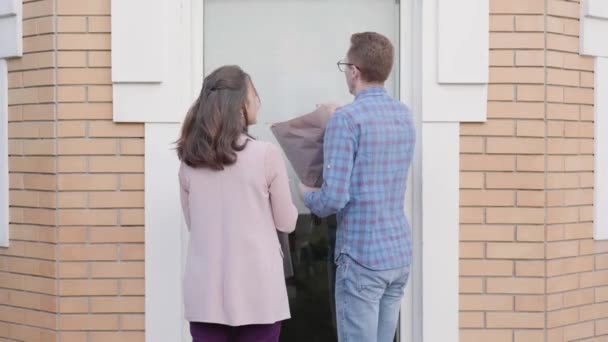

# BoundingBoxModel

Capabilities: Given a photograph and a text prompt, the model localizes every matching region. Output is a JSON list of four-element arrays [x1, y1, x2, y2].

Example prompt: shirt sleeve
[[304, 112, 356, 217], [265, 143, 298, 233]]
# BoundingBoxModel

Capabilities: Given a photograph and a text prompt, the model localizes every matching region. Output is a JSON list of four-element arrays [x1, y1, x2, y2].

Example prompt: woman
[[177, 65, 298, 342]]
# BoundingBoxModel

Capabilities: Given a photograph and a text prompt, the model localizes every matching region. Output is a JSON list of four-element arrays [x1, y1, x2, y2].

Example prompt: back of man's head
[[348, 32, 394, 84]]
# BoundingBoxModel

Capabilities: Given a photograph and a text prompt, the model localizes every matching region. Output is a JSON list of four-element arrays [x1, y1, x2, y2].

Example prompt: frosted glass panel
[[204, 0, 400, 212]]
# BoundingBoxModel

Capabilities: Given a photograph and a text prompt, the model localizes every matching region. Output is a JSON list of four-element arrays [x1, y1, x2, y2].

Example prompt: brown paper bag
[[270, 107, 330, 188]]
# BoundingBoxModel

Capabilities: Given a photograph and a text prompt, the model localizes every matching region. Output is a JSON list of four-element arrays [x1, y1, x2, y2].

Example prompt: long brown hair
[[177, 65, 256, 170]]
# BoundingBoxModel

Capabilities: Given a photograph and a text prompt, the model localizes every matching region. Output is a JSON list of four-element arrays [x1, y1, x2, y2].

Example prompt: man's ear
[[351, 66, 360, 81]]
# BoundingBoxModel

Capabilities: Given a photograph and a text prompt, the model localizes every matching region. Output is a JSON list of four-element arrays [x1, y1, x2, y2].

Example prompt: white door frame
[[399, 0, 422, 341], [192, 2, 423, 340], [110, 1, 489, 341]]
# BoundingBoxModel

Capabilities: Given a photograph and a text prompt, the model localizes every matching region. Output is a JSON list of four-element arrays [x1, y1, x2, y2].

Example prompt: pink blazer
[[179, 137, 298, 326]]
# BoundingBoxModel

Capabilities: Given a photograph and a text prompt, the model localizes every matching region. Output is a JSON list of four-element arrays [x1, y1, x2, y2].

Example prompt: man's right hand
[[315, 102, 341, 119]]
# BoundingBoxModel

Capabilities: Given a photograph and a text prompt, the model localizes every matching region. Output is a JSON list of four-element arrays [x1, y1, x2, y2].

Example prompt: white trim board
[[111, 0, 165, 82], [581, 16, 608, 57], [0, 0, 22, 59], [419, 0, 488, 341], [422, 0, 488, 122], [399, 0, 422, 340], [0, 0, 22, 247], [0, 60, 9, 247], [584, 0, 608, 19], [437, 0, 489, 84], [110, 0, 194, 123], [110, 0, 203, 339], [580, 0, 608, 240], [421, 123, 460, 342], [144, 123, 186, 341], [594, 58, 608, 240]]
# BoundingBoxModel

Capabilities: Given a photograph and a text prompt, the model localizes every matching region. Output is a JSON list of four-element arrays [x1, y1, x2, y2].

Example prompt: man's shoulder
[[328, 105, 354, 126], [337, 98, 369, 113], [330, 96, 412, 125], [381, 95, 411, 113], [333, 102, 356, 117], [349, 95, 410, 112], [330, 100, 375, 124]]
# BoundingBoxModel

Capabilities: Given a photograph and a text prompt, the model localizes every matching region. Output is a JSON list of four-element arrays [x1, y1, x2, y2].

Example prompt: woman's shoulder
[[244, 138, 278, 156], [242, 140, 284, 176]]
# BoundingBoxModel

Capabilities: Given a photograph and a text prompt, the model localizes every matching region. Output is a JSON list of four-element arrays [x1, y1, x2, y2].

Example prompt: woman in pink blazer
[[176, 65, 298, 342]]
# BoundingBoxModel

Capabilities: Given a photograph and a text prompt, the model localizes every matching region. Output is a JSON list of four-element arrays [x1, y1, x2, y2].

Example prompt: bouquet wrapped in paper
[[270, 106, 332, 188]]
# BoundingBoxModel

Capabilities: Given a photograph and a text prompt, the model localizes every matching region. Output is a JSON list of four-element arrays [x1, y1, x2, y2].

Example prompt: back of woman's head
[[177, 65, 253, 170]]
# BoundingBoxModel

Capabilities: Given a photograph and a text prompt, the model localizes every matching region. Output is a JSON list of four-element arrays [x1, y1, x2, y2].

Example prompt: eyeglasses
[[337, 60, 358, 72]]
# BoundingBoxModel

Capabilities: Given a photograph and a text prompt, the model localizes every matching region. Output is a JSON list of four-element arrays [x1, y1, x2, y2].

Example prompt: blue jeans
[[335, 254, 409, 342]]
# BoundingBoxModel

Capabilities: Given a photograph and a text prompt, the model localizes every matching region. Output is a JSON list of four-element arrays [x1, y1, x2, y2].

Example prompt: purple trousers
[[189, 321, 281, 342]]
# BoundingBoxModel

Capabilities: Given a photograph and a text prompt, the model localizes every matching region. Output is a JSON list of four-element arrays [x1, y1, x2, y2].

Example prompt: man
[[300, 32, 416, 341]]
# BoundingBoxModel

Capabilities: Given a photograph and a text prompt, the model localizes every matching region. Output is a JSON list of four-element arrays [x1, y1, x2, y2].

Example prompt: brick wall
[[2, 0, 58, 340], [544, 1, 608, 341], [460, 1, 547, 341], [460, 0, 608, 341], [54, 0, 145, 340], [1, 0, 146, 341]]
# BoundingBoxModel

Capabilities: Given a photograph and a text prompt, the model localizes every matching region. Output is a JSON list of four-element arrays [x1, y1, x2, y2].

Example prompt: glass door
[[203, 1, 402, 340]]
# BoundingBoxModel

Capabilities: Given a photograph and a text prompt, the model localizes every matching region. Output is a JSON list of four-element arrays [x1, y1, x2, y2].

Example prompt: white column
[[580, 0, 608, 240], [0, 0, 23, 247], [144, 123, 187, 341], [0, 60, 9, 247], [421, 123, 460, 342], [420, 0, 489, 340], [594, 58, 608, 240]]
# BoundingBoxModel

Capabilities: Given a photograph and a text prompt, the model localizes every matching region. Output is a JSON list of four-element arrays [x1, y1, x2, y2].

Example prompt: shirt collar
[[355, 86, 387, 100]]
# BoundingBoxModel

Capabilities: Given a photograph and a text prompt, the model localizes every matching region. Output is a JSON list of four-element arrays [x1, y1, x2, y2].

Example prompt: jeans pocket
[[356, 284, 384, 302], [351, 263, 386, 302]]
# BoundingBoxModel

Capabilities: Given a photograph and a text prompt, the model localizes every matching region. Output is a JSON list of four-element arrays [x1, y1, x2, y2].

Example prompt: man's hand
[[299, 182, 319, 202], [315, 102, 341, 119]]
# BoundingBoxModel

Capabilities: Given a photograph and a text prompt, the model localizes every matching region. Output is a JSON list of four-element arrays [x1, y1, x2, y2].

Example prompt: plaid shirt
[[304, 86, 416, 270]]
